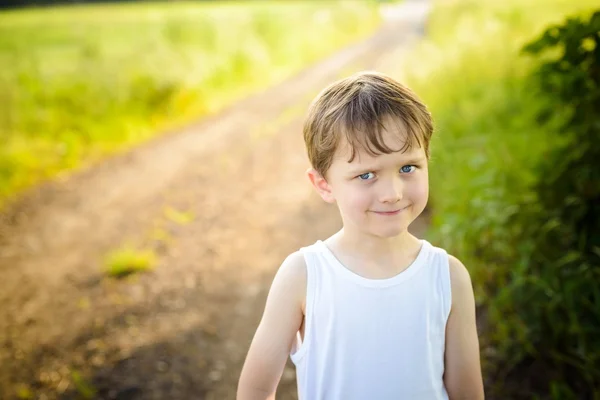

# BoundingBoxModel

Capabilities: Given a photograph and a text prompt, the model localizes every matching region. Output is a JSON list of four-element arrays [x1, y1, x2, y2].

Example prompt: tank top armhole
[[290, 247, 315, 364], [439, 248, 452, 322]]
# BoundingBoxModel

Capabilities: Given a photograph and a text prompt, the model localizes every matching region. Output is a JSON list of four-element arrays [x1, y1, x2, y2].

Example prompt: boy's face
[[308, 119, 429, 239]]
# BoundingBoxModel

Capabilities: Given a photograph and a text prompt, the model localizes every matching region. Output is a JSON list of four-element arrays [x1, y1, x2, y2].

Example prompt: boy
[[237, 72, 484, 399]]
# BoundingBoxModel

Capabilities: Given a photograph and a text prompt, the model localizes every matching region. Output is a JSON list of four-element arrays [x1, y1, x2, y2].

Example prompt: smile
[[372, 205, 410, 216]]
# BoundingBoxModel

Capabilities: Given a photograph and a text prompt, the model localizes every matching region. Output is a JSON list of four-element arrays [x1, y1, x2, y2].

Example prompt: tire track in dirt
[[0, 3, 430, 399]]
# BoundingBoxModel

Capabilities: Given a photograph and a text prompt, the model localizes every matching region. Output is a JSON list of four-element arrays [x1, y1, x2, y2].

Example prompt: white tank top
[[290, 239, 451, 400]]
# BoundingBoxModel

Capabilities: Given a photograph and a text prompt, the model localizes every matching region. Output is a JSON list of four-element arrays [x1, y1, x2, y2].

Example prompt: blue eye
[[401, 165, 416, 173], [358, 172, 375, 181]]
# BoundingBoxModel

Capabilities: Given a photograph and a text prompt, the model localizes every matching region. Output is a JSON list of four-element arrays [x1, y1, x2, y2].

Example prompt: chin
[[372, 224, 408, 239]]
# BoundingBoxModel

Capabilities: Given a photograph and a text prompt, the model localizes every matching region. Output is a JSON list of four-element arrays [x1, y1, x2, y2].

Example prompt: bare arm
[[237, 252, 306, 400], [444, 255, 485, 400]]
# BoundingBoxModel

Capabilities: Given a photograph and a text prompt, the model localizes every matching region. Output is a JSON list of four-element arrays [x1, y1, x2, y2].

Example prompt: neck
[[331, 227, 420, 262]]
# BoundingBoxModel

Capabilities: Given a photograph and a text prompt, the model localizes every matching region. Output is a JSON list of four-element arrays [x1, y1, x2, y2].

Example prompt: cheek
[[336, 185, 372, 212], [409, 174, 429, 201], [349, 191, 372, 210]]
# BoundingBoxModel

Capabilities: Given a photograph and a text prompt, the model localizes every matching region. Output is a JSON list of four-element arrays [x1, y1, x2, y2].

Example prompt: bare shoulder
[[275, 251, 307, 288], [447, 255, 475, 306], [448, 255, 473, 287], [279, 250, 307, 277], [270, 250, 307, 310]]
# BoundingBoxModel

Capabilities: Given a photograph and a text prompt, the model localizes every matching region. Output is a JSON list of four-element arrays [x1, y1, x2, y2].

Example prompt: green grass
[[398, 0, 598, 393], [402, 0, 598, 295], [16, 385, 33, 400], [70, 370, 96, 399], [103, 247, 156, 278], [0, 0, 381, 207], [164, 206, 194, 225]]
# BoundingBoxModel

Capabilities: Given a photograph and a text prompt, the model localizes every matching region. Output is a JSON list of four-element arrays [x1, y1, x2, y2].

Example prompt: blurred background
[[0, 0, 598, 399]]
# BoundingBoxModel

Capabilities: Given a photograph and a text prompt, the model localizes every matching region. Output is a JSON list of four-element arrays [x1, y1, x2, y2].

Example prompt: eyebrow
[[348, 158, 426, 174]]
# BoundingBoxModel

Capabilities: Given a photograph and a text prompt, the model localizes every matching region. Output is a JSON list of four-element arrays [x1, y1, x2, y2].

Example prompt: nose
[[379, 176, 403, 204]]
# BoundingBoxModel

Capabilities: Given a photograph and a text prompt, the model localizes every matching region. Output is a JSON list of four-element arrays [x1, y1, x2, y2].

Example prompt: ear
[[306, 168, 335, 204]]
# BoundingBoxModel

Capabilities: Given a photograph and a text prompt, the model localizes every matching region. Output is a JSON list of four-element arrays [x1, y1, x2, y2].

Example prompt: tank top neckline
[[315, 239, 431, 288]]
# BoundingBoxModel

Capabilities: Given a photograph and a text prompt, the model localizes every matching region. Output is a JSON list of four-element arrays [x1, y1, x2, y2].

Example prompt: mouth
[[372, 205, 410, 216]]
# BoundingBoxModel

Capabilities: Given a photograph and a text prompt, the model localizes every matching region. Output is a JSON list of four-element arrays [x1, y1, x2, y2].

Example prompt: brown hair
[[303, 71, 433, 178]]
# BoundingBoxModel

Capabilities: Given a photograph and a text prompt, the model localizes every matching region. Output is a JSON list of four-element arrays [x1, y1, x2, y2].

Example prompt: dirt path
[[0, 3, 430, 399]]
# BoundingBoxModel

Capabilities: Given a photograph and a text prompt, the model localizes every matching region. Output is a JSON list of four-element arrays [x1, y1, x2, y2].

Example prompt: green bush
[[401, 0, 590, 299], [399, 0, 598, 397], [486, 11, 600, 398]]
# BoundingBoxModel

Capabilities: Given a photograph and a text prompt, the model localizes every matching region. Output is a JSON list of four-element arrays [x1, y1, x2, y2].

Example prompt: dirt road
[[0, 3, 430, 399]]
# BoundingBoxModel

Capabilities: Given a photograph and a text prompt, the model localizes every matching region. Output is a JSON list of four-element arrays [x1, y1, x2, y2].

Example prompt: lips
[[372, 205, 409, 215]]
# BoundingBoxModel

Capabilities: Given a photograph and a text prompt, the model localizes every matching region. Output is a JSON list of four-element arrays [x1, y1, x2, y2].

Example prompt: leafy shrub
[[487, 10, 600, 399]]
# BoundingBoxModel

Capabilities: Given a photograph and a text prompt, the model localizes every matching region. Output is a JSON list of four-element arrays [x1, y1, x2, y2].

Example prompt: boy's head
[[303, 71, 434, 238], [304, 71, 433, 179]]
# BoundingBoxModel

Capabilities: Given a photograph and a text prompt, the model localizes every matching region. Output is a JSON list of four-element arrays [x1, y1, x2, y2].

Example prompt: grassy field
[[400, 0, 598, 396], [402, 0, 597, 296], [0, 0, 381, 207]]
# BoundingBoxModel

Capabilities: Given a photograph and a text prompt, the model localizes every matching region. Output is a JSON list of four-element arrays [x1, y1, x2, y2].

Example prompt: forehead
[[332, 116, 424, 167]]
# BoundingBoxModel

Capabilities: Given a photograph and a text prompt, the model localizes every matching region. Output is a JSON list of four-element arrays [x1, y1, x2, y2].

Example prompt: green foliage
[[70, 370, 96, 399], [0, 1, 380, 207], [402, 0, 589, 297], [487, 11, 600, 398], [104, 247, 156, 278], [15, 385, 33, 400], [400, 0, 599, 397]]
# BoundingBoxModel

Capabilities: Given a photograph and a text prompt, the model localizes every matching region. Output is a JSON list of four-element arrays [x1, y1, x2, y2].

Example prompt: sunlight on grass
[[164, 206, 194, 225], [400, 0, 598, 290], [397, 0, 599, 395], [150, 226, 171, 243], [0, 0, 381, 207], [104, 247, 157, 278]]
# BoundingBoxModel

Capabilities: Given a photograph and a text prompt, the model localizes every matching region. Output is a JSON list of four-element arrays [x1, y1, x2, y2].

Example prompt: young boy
[[237, 72, 484, 399]]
